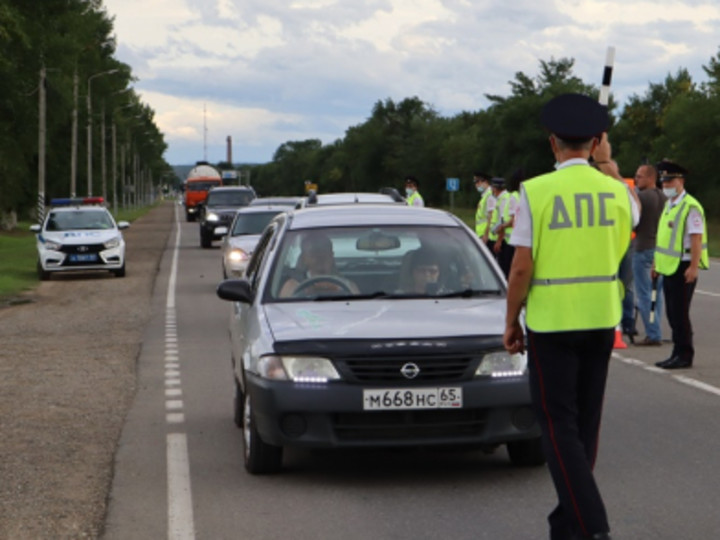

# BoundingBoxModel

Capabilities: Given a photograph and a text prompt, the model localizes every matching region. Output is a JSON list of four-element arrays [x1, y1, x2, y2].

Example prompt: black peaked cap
[[541, 93, 608, 141]]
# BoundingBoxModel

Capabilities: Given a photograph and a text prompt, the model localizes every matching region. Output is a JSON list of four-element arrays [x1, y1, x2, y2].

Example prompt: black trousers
[[527, 328, 614, 540], [662, 261, 696, 363], [498, 241, 515, 279]]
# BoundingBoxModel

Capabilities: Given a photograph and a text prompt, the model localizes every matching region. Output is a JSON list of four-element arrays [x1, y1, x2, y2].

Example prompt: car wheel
[[186, 212, 195, 222], [242, 393, 282, 474], [113, 263, 126, 278], [233, 380, 244, 428], [37, 261, 50, 281], [507, 437, 546, 467], [200, 230, 212, 248]]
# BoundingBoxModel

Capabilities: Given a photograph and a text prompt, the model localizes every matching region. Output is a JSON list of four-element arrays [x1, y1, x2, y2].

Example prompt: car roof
[[235, 205, 291, 214], [286, 205, 461, 230], [249, 197, 301, 206], [209, 185, 255, 191], [48, 205, 109, 213], [305, 192, 403, 206]]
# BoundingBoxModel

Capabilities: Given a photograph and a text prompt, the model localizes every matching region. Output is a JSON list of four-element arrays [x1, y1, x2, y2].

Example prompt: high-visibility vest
[[654, 193, 709, 275], [503, 190, 520, 240], [524, 165, 632, 332], [406, 191, 423, 207], [488, 191, 509, 241], [475, 189, 491, 237]]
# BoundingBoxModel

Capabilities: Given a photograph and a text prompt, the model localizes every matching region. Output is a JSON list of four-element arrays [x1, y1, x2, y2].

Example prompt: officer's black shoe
[[660, 356, 692, 370], [655, 356, 677, 368]]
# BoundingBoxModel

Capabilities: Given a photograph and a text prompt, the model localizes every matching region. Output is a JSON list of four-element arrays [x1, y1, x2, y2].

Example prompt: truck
[[183, 161, 222, 222]]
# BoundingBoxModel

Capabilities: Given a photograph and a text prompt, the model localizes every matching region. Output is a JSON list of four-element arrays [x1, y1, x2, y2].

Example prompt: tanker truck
[[183, 161, 222, 221]]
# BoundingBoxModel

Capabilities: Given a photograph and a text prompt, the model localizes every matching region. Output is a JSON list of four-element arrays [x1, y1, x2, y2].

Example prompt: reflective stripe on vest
[[475, 190, 491, 236], [503, 191, 519, 240], [654, 194, 709, 274], [489, 191, 509, 241], [524, 166, 632, 332]]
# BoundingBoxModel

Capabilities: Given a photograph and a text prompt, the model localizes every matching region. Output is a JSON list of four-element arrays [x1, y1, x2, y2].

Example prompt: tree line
[[0, 0, 169, 224], [246, 53, 720, 217]]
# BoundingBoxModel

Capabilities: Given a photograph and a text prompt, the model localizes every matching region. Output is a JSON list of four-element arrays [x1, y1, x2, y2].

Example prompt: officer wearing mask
[[404, 176, 424, 207], [652, 160, 709, 369], [473, 172, 492, 238], [504, 93, 639, 540]]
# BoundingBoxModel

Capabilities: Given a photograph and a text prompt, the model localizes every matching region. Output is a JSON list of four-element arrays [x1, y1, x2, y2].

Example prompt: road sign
[[446, 177, 460, 192]]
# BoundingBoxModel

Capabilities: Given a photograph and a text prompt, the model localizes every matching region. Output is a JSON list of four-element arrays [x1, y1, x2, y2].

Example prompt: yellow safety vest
[[475, 189, 491, 237], [503, 190, 519, 240], [489, 191, 509, 241], [406, 191, 423, 207], [524, 166, 632, 332], [654, 193, 709, 275]]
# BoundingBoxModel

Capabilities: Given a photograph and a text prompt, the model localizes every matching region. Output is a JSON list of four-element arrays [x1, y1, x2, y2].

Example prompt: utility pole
[[101, 102, 107, 202], [70, 68, 78, 198], [112, 121, 118, 214], [87, 69, 119, 197], [38, 65, 47, 222]]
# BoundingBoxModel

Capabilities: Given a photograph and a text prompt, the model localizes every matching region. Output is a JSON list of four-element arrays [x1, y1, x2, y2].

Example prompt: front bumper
[[38, 245, 125, 272], [246, 373, 539, 449]]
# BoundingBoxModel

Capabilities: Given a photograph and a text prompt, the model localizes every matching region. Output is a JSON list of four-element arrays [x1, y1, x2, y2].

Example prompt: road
[[104, 206, 720, 540]]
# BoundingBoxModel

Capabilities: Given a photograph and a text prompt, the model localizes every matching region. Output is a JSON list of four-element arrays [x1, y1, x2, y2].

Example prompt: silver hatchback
[[217, 205, 543, 474]]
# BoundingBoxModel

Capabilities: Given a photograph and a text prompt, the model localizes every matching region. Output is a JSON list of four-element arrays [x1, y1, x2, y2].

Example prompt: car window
[[46, 210, 115, 231], [245, 225, 277, 290], [231, 211, 282, 236], [207, 190, 255, 206], [264, 225, 503, 301]]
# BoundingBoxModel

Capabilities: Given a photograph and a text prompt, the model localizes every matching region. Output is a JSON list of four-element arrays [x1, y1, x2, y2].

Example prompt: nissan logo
[[400, 362, 420, 379], [77, 246, 89, 252]]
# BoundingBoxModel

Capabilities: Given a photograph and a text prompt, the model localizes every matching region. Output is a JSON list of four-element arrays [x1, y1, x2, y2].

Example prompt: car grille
[[60, 243, 104, 254], [333, 409, 488, 441], [340, 354, 475, 383], [58, 243, 107, 266]]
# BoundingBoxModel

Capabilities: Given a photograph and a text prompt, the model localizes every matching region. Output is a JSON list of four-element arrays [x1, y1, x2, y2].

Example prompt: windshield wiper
[[435, 288, 503, 298], [311, 291, 396, 302]]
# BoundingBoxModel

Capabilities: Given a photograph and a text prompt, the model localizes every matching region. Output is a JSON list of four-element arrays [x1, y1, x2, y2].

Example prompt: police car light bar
[[50, 197, 105, 206]]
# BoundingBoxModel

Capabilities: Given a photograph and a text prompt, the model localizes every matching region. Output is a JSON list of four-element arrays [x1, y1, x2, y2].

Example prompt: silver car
[[217, 205, 543, 474], [221, 205, 289, 278]]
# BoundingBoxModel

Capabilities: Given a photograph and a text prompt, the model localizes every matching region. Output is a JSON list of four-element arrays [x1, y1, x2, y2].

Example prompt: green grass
[[0, 203, 159, 302]]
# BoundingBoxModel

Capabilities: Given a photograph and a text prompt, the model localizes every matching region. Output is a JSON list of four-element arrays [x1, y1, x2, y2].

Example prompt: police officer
[[404, 176, 424, 207], [504, 93, 639, 540], [653, 160, 709, 369], [485, 177, 507, 258], [473, 172, 492, 239]]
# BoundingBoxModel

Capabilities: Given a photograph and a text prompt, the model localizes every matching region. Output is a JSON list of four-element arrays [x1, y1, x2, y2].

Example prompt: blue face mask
[[476, 186, 485, 193], [663, 187, 678, 199]]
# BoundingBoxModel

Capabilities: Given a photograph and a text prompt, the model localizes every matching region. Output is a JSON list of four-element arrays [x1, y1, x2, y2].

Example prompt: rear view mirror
[[356, 231, 401, 251]]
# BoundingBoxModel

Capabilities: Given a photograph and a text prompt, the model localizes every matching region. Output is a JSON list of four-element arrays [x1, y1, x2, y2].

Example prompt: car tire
[[37, 261, 50, 281], [200, 230, 212, 248], [186, 212, 195, 222], [113, 263, 126, 278], [507, 437, 546, 467], [233, 380, 244, 428], [242, 393, 282, 474]]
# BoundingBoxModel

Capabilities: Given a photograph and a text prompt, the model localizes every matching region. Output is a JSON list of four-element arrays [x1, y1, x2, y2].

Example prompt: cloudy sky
[[103, 0, 720, 166]]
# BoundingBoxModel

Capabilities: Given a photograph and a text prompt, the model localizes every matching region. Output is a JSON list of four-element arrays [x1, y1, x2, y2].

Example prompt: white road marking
[[167, 433, 195, 540], [696, 289, 720, 298], [613, 352, 720, 398], [165, 207, 195, 540]]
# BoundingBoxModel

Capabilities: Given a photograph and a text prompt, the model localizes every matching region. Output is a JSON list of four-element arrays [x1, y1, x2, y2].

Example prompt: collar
[[667, 190, 687, 209], [556, 158, 589, 170]]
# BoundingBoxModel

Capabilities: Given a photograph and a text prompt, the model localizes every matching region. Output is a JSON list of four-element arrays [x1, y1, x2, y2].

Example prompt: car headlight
[[43, 239, 62, 251], [206, 212, 220, 222], [104, 236, 121, 249], [255, 355, 340, 383], [475, 350, 528, 378], [228, 248, 249, 262]]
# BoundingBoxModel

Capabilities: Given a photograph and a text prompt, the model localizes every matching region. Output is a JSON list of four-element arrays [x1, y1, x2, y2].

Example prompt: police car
[[216, 205, 544, 474], [30, 197, 129, 280]]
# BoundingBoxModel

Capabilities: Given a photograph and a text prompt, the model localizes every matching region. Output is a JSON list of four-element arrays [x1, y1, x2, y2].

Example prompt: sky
[[103, 0, 720, 166]]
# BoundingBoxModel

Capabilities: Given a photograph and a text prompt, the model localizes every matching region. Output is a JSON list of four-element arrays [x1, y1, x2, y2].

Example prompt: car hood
[[263, 298, 506, 341], [40, 230, 121, 245], [227, 234, 261, 251]]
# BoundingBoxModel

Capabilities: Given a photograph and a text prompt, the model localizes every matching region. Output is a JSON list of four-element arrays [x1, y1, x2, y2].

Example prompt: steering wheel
[[292, 275, 354, 297]]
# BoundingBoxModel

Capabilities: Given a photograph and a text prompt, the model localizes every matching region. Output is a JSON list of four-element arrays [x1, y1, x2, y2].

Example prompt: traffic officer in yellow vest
[[494, 169, 524, 278], [487, 177, 509, 262], [473, 172, 492, 238], [652, 159, 709, 369], [503, 93, 639, 540], [404, 176, 424, 207]]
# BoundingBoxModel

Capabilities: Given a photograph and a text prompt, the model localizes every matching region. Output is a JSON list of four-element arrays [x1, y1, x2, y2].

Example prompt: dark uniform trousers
[[497, 241, 515, 279], [662, 260, 696, 363], [527, 328, 614, 540]]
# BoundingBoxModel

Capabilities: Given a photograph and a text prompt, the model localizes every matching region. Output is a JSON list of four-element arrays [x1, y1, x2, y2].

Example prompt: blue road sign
[[446, 177, 460, 192]]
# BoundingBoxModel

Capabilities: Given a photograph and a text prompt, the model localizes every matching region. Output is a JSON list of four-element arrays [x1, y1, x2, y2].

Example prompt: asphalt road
[[104, 206, 720, 540]]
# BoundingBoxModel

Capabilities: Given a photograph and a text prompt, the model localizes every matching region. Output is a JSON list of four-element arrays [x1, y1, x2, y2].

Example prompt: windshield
[[231, 211, 282, 236], [264, 225, 503, 302], [207, 190, 255, 206], [46, 210, 115, 231]]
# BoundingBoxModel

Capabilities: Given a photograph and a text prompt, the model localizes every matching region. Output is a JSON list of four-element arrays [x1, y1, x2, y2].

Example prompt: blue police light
[[49, 197, 105, 207]]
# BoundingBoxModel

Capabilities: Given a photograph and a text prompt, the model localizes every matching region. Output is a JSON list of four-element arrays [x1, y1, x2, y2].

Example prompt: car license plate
[[363, 387, 462, 410], [69, 253, 98, 262]]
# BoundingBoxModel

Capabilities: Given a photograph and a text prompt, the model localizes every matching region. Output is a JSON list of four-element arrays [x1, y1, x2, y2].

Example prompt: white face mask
[[405, 187, 414, 197], [476, 186, 485, 193], [663, 187, 678, 199]]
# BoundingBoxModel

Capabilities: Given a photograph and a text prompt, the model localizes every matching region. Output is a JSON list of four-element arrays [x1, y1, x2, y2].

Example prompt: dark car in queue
[[216, 205, 543, 474], [198, 186, 256, 248]]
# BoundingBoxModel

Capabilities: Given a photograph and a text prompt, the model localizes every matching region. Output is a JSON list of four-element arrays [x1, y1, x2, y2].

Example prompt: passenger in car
[[397, 247, 444, 294], [279, 233, 359, 297]]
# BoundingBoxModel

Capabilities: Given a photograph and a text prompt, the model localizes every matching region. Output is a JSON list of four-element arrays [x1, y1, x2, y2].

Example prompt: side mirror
[[117, 221, 130, 230], [215, 226, 228, 236], [30, 224, 41, 232], [217, 278, 255, 304]]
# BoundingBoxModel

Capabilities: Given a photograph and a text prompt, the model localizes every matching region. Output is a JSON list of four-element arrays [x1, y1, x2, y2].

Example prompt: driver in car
[[279, 233, 360, 297]]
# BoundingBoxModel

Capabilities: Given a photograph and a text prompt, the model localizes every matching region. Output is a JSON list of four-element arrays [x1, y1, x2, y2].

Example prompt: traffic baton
[[598, 46, 615, 106], [649, 274, 658, 324]]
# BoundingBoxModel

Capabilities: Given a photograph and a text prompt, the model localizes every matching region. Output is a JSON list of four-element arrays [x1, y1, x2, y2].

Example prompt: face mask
[[476, 186, 485, 193], [405, 188, 414, 197], [663, 187, 678, 198]]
